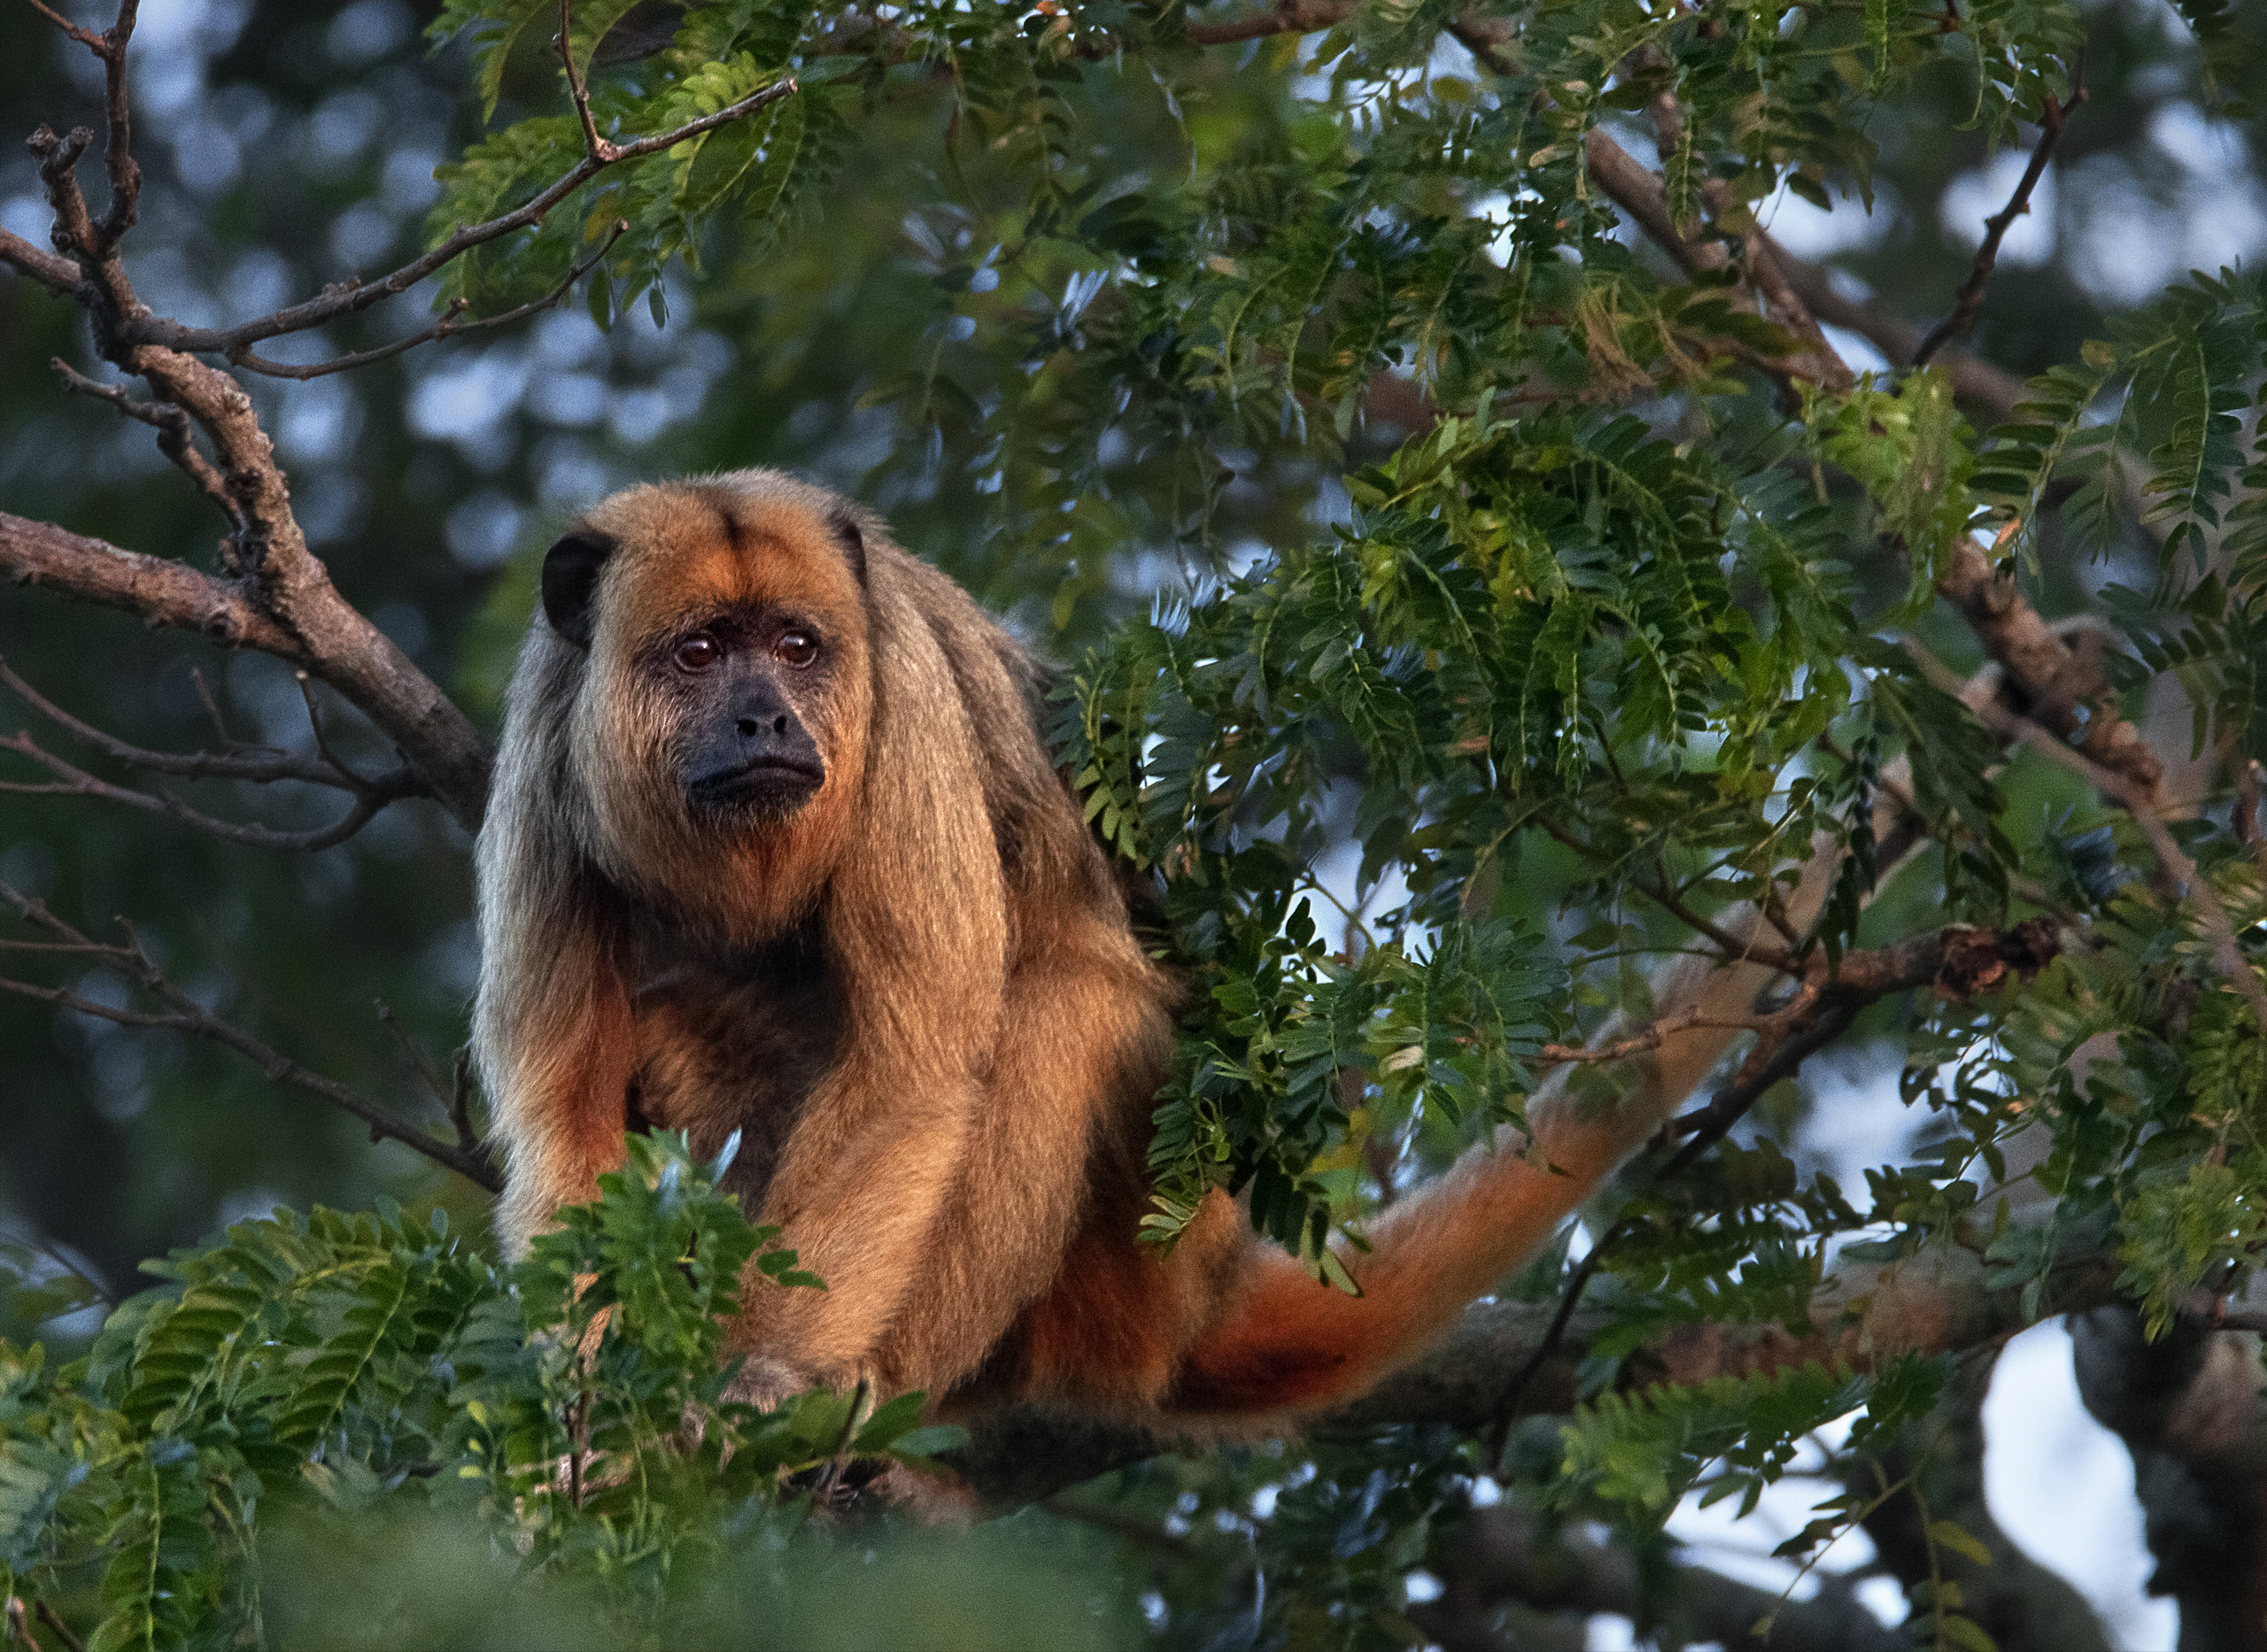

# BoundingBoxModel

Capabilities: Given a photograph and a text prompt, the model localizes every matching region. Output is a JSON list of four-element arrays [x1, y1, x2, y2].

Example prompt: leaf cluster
[[0, 1134, 956, 1650]]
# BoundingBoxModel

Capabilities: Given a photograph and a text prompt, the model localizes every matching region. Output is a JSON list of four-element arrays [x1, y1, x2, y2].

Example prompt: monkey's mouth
[[686, 756, 824, 814]]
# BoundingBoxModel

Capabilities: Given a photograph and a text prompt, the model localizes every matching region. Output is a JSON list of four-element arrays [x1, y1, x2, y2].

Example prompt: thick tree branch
[[0, 879, 499, 1191], [0, 506, 489, 822], [951, 1242, 2121, 1507], [2071, 1306, 2267, 1651], [1933, 529, 2164, 800], [0, 513, 298, 653]]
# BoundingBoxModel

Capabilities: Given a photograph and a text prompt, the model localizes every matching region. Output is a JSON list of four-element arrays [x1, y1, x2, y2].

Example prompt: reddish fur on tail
[[1167, 1108, 1637, 1423]]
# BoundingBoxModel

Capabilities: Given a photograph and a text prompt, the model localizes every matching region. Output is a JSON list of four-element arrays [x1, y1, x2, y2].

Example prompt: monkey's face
[[657, 605, 830, 819], [537, 475, 875, 933]]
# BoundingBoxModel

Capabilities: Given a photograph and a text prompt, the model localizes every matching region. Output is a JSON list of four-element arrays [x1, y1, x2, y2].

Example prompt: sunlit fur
[[476, 469, 1583, 1429]]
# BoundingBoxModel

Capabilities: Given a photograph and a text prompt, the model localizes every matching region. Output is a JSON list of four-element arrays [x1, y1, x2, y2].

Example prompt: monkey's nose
[[734, 714, 792, 737]]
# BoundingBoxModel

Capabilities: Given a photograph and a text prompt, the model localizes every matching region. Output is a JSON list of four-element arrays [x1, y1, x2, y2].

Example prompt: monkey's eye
[[673, 634, 721, 672], [774, 630, 820, 668]]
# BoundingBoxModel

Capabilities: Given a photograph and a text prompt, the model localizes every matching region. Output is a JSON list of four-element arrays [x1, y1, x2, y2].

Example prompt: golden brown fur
[[476, 469, 1582, 1426]]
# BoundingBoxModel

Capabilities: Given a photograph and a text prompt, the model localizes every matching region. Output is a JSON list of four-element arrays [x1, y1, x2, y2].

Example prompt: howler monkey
[[476, 470, 1610, 1426]]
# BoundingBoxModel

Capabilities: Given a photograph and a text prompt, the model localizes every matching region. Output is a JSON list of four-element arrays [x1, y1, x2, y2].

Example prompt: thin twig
[[558, 0, 616, 162], [50, 359, 238, 529], [189, 668, 232, 747], [93, 1, 142, 248], [0, 655, 424, 843], [0, 1222, 117, 1308], [1041, 1494, 1203, 1556], [20, 0, 141, 249], [31, 1604, 81, 1652], [809, 1378, 875, 1509], [0, 731, 400, 851], [1655, 1000, 1863, 1179], [134, 87, 795, 359], [0, 880, 499, 1189], [0, 659, 374, 788], [1537, 1009, 1783, 1065], [1492, 1223, 1623, 1463], [231, 220, 630, 381], [1912, 60, 2085, 370], [375, 998, 453, 1111], [448, 1044, 482, 1154], [20, 0, 100, 46], [1535, 816, 1803, 973]]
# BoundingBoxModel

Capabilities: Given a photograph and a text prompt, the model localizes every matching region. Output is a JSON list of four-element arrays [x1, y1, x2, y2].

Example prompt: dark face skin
[[658, 607, 831, 816]]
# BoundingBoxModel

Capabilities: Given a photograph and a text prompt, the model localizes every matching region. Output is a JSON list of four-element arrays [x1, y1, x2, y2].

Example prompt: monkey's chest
[[627, 959, 846, 1212]]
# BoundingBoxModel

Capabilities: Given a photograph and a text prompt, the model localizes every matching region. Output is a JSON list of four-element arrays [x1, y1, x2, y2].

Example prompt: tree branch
[[0, 657, 411, 795], [558, 0, 615, 162], [30, 1602, 81, 1652], [0, 226, 82, 296], [1761, 236, 2028, 420], [1912, 63, 2084, 370], [1178, 0, 1355, 46], [0, 732, 403, 852], [1923, 650, 2267, 1040], [0, 512, 299, 653], [0, 880, 499, 1191], [227, 220, 630, 381], [950, 1240, 2122, 1507], [1853, 1356, 2118, 1652], [50, 359, 239, 531], [128, 82, 796, 360], [0, 657, 424, 850]]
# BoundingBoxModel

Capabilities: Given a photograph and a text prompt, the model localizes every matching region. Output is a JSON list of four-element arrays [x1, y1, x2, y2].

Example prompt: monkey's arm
[[878, 913, 1180, 1400], [472, 651, 638, 1255], [476, 863, 638, 1254]]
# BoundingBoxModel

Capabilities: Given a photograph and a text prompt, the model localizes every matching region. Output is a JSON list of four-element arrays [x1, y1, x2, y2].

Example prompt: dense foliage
[[4, 0, 2267, 1643]]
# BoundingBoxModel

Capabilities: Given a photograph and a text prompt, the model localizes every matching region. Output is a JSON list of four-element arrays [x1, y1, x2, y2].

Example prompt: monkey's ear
[[541, 531, 615, 648], [828, 509, 868, 585]]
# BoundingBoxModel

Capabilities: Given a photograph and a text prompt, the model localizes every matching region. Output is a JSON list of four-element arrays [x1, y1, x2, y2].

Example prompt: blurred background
[[3, 0, 2261, 1642]]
